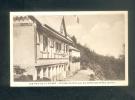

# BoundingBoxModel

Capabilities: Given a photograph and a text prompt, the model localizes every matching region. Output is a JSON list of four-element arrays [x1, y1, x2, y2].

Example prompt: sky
[[64, 13, 126, 58]]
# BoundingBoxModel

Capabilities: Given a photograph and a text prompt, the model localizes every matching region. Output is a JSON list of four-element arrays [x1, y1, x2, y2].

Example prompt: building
[[13, 15, 80, 81]]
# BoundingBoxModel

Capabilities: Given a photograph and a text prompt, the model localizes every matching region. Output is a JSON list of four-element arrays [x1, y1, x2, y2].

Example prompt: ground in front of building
[[64, 69, 96, 81]]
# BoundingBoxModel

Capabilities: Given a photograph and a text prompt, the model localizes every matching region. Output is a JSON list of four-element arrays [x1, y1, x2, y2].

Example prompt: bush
[[14, 65, 33, 81], [14, 75, 33, 81], [14, 65, 26, 75]]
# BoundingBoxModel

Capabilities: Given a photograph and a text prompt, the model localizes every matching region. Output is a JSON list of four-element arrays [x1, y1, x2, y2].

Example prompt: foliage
[[14, 65, 33, 81], [72, 57, 80, 63], [71, 35, 77, 47], [14, 65, 26, 75], [14, 75, 33, 81]]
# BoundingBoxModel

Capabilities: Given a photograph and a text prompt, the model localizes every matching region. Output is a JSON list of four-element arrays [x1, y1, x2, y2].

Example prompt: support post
[[33, 68, 37, 80]]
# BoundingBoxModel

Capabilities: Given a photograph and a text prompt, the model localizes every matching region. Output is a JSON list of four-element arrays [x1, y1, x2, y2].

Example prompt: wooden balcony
[[35, 58, 69, 66]]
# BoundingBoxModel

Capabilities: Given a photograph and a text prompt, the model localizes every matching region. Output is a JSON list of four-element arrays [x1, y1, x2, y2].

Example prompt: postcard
[[10, 11, 128, 87]]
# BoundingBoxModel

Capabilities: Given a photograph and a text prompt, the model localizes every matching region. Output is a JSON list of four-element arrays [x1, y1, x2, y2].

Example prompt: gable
[[33, 16, 68, 38], [33, 15, 62, 33], [60, 17, 67, 37]]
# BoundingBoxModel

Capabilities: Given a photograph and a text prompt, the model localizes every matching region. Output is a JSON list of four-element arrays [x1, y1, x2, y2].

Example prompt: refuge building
[[13, 15, 80, 81]]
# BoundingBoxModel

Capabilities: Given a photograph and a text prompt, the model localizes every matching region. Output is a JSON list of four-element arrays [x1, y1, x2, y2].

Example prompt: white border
[[10, 11, 128, 87]]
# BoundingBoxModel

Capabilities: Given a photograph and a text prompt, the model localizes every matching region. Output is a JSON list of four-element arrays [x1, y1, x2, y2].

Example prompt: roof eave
[[43, 24, 73, 44]]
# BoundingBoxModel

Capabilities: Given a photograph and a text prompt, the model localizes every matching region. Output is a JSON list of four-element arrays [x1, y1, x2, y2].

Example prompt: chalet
[[13, 15, 80, 81]]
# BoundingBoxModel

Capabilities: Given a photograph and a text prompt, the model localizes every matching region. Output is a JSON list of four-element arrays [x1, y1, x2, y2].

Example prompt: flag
[[76, 16, 79, 24], [74, 15, 79, 24], [60, 16, 64, 34]]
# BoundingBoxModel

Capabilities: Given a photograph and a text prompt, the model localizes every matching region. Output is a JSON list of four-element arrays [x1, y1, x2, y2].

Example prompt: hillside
[[71, 36, 125, 80]]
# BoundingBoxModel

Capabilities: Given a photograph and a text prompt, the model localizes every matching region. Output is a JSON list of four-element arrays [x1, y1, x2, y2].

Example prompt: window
[[56, 42, 61, 52], [49, 39, 54, 48], [43, 35, 48, 51], [66, 45, 68, 52], [59, 43, 61, 51], [56, 42, 58, 51], [63, 44, 65, 53]]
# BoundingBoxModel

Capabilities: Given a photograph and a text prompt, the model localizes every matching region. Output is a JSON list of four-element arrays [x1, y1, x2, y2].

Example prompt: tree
[[119, 44, 125, 60], [71, 35, 77, 46]]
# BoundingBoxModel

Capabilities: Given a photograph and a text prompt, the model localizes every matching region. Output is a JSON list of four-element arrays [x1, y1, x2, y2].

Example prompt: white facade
[[13, 15, 80, 81]]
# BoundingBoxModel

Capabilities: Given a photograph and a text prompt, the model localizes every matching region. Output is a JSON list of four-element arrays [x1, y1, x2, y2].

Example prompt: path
[[65, 69, 95, 81]]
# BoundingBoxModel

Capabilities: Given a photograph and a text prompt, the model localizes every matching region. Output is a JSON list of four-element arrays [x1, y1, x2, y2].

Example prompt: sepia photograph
[[10, 11, 128, 87]]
